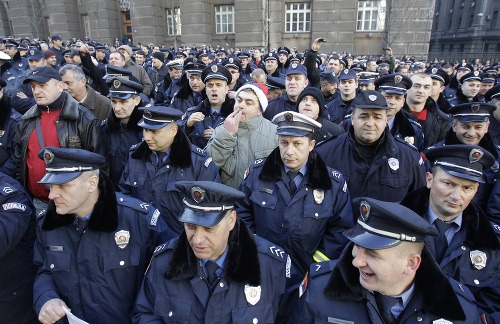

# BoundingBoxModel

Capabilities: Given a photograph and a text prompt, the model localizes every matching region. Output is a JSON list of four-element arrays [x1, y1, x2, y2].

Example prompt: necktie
[[76, 217, 89, 234], [287, 171, 299, 194], [375, 292, 400, 323], [205, 260, 219, 288], [434, 219, 453, 262]]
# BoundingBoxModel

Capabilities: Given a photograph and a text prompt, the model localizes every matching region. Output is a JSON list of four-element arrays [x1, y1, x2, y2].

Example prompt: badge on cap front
[[211, 65, 218, 72], [474, 71, 479, 76], [343, 69, 349, 74], [432, 68, 438, 74], [360, 201, 370, 221], [244, 285, 261, 305], [291, 63, 297, 69], [469, 148, 483, 163], [43, 149, 55, 164], [394, 75, 402, 84], [191, 187, 206, 203], [30, 50, 35, 55], [433, 319, 452, 324], [113, 79, 121, 89], [114, 230, 130, 249], [388, 158, 399, 171], [470, 250, 487, 269], [470, 104, 480, 113], [368, 95, 377, 101]]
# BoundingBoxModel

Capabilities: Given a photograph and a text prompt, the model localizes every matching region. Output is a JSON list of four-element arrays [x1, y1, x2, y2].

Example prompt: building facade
[[429, 0, 500, 63], [0, 0, 435, 59]]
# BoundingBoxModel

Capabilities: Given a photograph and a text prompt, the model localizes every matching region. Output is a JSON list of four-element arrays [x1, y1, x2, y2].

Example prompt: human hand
[[38, 298, 67, 324], [187, 112, 205, 127], [223, 110, 242, 136]]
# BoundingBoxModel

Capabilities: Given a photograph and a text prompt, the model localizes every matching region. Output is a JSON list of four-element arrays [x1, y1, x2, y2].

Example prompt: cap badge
[[343, 69, 349, 74], [193, 58, 197, 63], [360, 201, 370, 221], [462, 63, 467, 67], [284, 112, 293, 122], [244, 285, 261, 305], [191, 187, 206, 203], [368, 94, 377, 101], [270, 53, 273, 57], [313, 189, 324, 204], [469, 250, 487, 270], [30, 50, 35, 55], [432, 68, 438, 74], [469, 148, 483, 163], [394, 75, 402, 84], [43, 149, 55, 164], [471, 104, 480, 112], [388, 158, 400, 171], [291, 63, 297, 68], [474, 71, 479, 76], [229, 58, 233, 63], [144, 110, 153, 119], [113, 79, 121, 89], [211, 65, 218, 72], [114, 230, 130, 249]]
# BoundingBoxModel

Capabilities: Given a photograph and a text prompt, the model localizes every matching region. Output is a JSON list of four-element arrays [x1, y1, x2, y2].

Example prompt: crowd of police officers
[[0, 34, 499, 323]]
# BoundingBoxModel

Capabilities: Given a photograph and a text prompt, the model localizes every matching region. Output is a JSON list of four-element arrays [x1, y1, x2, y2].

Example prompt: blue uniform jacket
[[262, 94, 296, 121], [236, 148, 353, 275], [119, 130, 220, 234], [181, 97, 234, 149], [0, 52, 29, 100], [291, 243, 483, 323], [316, 128, 426, 201], [133, 219, 292, 323], [0, 95, 21, 168], [0, 172, 37, 323], [401, 187, 500, 323], [325, 95, 352, 124], [33, 173, 174, 324], [100, 107, 144, 189]]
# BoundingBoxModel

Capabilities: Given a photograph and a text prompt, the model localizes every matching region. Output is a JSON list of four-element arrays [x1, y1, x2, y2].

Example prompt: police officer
[[182, 64, 234, 149], [0, 77, 22, 168], [375, 74, 425, 151], [0, 171, 37, 323], [485, 85, 500, 146], [133, 180, 292, 323], [291, 197, 482, 323], [427, 67, 452, 113], [317, 90, 426, 201], [237, 111, 353, 275], [101, 77, 145, 189], [448, 71, 483, 107], [1, 39, 29, 100], [319, 71, 339, 105], [119, 106, 220, 234], [401, 145, 500, 322], [33, 147, 173, 324], [430, 102, 499, 211], [170, 58, 207, 112], [325, 69, 358, 124]]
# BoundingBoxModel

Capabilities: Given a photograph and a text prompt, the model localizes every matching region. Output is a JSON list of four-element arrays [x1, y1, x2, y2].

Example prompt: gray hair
[[59, 64, 86, 80]]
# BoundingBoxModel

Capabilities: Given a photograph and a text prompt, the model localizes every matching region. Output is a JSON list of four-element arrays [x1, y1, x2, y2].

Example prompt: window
[[215, 5, 234, 34], [492, 11, 498, 28], [82, 15, 91, 39], [357, 1, 386, 32], [167, 7, 181, 35], [285, 3, 311, 32]]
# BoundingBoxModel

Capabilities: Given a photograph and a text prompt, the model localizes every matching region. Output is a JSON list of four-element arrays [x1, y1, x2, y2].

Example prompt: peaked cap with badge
[[137, 106, 183, 130], [426, 67, 451, 87], [106, 77, 143, 99], [338, 69, 357, 81], [460, 70, 483, 83], [183, 58, 206, 75], [201, 64, 232, 83], [448, 102, 495, 123], [286, 62, 307, 76], [375, 74, 412, 95], [23, 66, 62, 84], [272, 111, 321, 137], [351, 90, 388, 110]]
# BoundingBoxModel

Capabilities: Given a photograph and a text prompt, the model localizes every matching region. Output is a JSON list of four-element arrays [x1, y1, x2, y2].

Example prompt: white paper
[[63, 306, 89, 324]]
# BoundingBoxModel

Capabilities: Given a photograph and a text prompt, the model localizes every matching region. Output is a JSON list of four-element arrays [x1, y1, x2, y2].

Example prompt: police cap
[[26, 48, 43, 61], [278, 46, 290, 55], [343, 197, 438, 250], [485, 85, 500, 102], [37, 147, 105, 185], [448, 102, 494, 123], [201, 64, 232, 83], [175, 180, 246, 227], [457, 62, 473, 71], [106, 77, 143, 99], [222, 57, 242, 72], [263, 52, 278, 62], [137, 106, 183, 130], [266, 76, 286, 89], [105, 65, 133, 78], [286, 62, 307, 76], [23, 66, 62, 84], [424, 144, 495, 183], [237, 51, 251, 59], [427, 67, 450, 87], [183, 58, 206, 75], [375, 74, 412, 95], [460, 71, 483, 83], [272, 110, 321, 136], [166, 59, 184, 70], [352, 90, 388, 110], [338, 69, 357, 81], [4, 39, 18, 47], [320, 71, 338, 84]]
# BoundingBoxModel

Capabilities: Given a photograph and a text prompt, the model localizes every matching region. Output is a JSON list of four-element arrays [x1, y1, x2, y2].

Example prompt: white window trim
[[357, 0, 386, 32], [285, 2, 311, 33], [215, 5, 234, 34]]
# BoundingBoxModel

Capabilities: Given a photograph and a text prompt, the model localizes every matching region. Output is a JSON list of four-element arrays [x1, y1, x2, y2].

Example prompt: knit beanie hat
[[235, 84, 269, 112], [296, 87, 325, 114]]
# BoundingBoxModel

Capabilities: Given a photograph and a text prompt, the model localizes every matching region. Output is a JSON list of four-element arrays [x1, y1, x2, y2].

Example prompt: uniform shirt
[[428, 206, 462, 244]]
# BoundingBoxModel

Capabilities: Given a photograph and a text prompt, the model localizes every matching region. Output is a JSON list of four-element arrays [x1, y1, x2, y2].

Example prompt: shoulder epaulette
[[116, 193, 150, 213], [309, 261, 336, 278], [100, 119, 108, 127], [491, 222, 500, 235], [153, 239, 176, 256], [187, 106, 198, 112], [0, 185, 17, 197], [129, 143, 140, 151], [193, 146, 206, 156], [329, 169, 343, 182], [449, 278, 476, 302], [253, 158, 265, 166]]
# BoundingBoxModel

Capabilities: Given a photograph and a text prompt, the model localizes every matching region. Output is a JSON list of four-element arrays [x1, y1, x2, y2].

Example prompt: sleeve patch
[[3, 203, 26, 211], [150, 209, 160, 226], [204, 157, 213, 168]]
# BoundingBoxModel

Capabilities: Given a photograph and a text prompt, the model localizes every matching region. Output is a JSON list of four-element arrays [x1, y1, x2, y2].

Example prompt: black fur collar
[[391, 110, 417, 137], [258, 147, 332, 190], [324, 243, 466, 320], [165, 219, 261, 286], [443, 129, 499, 159], [0, 95, 12, 129], [41, 172, 119, 232], [106, 104, 143, 132], [176, 79, 207, 100], [198, 97, 235, 118], [401, 187, 500, 250], [130, 129, 192, 168]]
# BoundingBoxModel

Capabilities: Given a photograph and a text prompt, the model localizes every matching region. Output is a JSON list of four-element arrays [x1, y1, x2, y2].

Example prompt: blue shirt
[[284, 163, 308, 188], [200, 247, 228, 278], [151, 148, 171, 166], [427, 206, 462, 244]]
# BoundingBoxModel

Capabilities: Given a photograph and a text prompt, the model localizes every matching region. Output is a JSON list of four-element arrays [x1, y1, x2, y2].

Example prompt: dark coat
[[290, 242, 482, 323], [237, 148, 353, 275], [0, 94, 21, 168], [133, 219, 291, 323], [401, 187, 500, 322], [262, 94, 296, 121], [33, 172, 174, 324], [81, 85, 112, 123], [118, 129, 221, 234]]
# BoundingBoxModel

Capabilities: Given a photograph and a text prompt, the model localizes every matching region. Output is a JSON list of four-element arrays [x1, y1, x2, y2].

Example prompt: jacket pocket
[[250, 190, 278, 209], [102, 248, 140, 272], [380, 176, 410, 188], [45, 251, 71, 272], [154, 295, 191, 323], [303, 190, 334, 220], [126, 173, 146, 189], [231, 303, 275, 323]]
